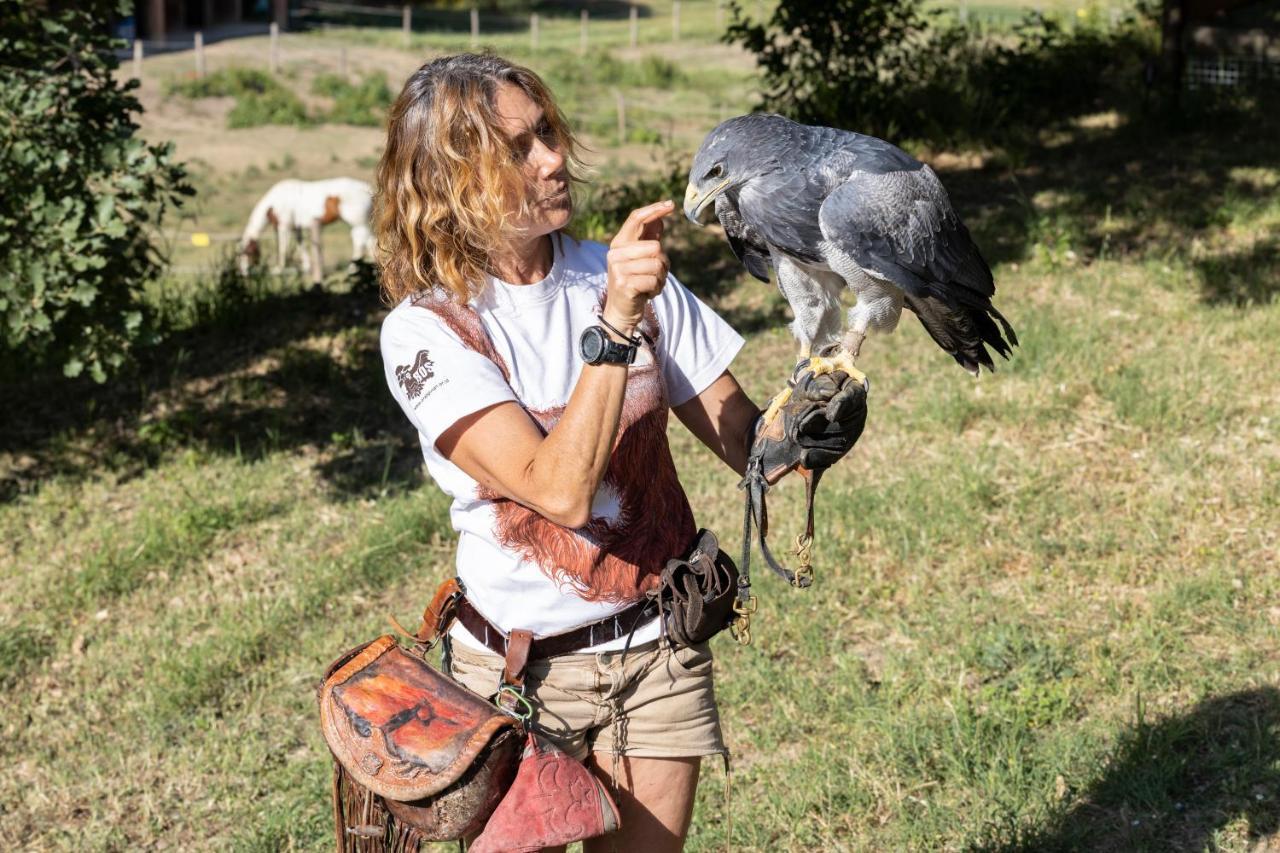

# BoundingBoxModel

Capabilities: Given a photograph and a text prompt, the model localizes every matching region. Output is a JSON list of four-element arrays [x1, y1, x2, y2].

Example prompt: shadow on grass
[[935, 104, 1280, 308], [0, 232, 761, 506], [982, 687, 1280, 852], [1194, 236, 1280, 307], [9, 100, 1280, 502], [0, 281, 423, 504]]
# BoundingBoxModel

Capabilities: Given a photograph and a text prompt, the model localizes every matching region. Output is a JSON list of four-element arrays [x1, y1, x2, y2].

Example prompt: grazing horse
[[238, 177, 376, 283]]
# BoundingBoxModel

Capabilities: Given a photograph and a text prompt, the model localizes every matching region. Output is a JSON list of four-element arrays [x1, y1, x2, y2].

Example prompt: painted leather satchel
[[318, 635, 521, 848]]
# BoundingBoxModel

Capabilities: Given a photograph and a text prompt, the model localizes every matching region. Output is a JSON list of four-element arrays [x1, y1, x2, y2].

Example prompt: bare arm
[[438, 366, 627, 528], [672, 370, 762, 477], [437, 200, 676, 529]]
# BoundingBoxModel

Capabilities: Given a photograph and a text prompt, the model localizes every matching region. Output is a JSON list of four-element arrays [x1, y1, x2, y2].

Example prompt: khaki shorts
[[448, 637, 726, 762]]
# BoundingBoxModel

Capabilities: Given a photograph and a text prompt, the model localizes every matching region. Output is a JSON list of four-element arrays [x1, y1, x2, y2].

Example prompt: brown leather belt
[[455, 594, 658, 661]]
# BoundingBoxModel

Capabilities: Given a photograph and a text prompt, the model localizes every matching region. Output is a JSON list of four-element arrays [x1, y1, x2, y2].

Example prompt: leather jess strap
[[455, 595, 657, 665]]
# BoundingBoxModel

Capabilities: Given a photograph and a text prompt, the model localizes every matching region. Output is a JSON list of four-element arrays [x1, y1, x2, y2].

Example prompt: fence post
[[402, 5, 411, 48], [471, 8, 479, 48], [615, 90, 626, 145], [629, 5, 638, 48], [580, 9, 588, 55], [672, 1, 680, 41], [194, 31, 205, 78], [530, 12, 539, 51], [269, 22, 280, 73], [132, 38, 143, 80], [959, 0, 967, 23]]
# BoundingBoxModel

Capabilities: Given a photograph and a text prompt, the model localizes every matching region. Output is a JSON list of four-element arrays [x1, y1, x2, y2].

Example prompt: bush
[[544, 50, 687, 91], [725, 0, 934, 142], [312, 72, 394, 127], [168, 69, 393, 128], [0, 0, 192, 381], [726, 0, 1159, 147], [902, 13, 1157, 147], [167, 68, 310, 127]]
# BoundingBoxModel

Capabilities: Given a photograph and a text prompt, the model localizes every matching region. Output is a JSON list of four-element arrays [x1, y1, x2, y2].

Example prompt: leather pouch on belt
[[318, 635, 522, 844], [648, 528, 739, 647]]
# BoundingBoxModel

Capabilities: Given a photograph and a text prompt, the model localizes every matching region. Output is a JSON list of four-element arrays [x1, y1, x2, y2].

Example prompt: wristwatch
[[579, 325, 637, 366]]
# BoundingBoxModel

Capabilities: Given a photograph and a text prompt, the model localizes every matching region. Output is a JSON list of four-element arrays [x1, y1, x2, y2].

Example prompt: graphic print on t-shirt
[[411, 293, 697, 604], [395, 350, 435, 400]]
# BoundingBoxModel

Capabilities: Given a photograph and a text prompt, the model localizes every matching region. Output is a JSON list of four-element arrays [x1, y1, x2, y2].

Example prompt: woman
[[377, 53, 852, 850]]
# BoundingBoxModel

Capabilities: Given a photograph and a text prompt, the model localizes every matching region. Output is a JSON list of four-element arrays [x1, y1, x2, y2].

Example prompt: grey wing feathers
[[736, 170, 827, 267], [820, 165, 1018, 372]]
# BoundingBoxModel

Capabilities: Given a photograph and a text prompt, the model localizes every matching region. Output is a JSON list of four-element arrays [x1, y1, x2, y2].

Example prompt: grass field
[[4, 7, 1280, 851]]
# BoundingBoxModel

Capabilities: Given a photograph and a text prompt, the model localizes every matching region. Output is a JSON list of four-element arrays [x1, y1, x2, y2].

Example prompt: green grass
[[3, 204, 1277, 848], [167, 67, 397, 129]]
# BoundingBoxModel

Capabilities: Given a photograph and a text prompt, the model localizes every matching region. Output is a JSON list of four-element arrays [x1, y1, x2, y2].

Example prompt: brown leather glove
[[737, 361, 868, 591], [749, 362, 869, 485]]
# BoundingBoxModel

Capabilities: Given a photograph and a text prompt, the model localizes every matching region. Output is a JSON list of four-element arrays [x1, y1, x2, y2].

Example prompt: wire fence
[[1186, 53, 1280, 91]]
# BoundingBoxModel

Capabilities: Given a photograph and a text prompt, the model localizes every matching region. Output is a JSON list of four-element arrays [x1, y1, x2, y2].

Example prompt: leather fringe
[[333, 762, 426, 853]]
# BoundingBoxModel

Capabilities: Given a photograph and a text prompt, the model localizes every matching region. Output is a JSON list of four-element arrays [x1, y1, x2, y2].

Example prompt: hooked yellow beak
[[683, 177, 731, 225]]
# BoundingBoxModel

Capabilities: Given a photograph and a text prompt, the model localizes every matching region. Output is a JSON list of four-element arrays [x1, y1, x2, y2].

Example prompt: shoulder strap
[[391, 577, 464, 650]]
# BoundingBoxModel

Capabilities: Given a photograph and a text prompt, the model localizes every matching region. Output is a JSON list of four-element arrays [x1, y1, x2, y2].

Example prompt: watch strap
[[581, 326, 637, 365]]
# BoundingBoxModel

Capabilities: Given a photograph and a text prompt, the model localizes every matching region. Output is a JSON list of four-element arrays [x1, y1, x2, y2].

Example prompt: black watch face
[[580, 327, 606, 363]]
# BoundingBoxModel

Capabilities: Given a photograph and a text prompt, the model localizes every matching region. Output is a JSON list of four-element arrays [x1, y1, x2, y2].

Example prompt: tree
[[724, 0, 933, 141], [0, 0, 192, 382]]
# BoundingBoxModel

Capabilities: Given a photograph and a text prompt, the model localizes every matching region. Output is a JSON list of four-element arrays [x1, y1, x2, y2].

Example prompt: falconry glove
[[738, 362, 868, 601]]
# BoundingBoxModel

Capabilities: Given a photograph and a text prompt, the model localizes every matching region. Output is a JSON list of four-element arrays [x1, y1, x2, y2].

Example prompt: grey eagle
[[683, 114, 1017, 389]]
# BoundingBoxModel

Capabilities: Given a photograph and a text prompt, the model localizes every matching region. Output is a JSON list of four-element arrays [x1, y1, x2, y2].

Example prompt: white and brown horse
[[238, 177, 375, 282]]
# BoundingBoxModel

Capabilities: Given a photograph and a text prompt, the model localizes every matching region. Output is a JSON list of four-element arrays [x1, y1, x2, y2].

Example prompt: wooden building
[[133, 0, 289, 39]]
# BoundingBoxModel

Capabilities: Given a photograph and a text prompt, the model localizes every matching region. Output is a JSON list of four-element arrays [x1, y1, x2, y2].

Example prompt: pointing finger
[[611, 200, 675, 247], [609, 241, 663, 261], [641, 213, 666, 242]]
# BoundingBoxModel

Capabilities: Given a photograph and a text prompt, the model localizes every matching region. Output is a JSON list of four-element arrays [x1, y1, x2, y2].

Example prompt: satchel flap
[[319, 635, 518, 801]]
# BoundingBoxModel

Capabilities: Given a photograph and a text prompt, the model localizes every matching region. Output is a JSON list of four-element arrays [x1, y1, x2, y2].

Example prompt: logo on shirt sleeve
[[395, 350, 435, 400]]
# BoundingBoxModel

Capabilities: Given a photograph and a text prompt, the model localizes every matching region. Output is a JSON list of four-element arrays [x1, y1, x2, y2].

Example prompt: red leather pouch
[[470, 732, 621, 853]]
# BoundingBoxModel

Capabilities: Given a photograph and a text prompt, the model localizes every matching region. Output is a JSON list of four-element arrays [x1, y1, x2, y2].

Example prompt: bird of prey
[[683, 113, 1017, 415]]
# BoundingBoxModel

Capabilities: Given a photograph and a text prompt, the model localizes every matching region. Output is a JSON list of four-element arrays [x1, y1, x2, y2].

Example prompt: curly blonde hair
[[376, 53, 583, 305]]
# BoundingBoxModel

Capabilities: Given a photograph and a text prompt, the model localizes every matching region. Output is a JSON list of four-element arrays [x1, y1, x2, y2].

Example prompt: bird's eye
[[704, 163, 724, 180]]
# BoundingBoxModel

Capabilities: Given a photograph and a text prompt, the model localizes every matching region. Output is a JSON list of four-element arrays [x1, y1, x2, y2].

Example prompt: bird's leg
[[842, 328, 866, 361]]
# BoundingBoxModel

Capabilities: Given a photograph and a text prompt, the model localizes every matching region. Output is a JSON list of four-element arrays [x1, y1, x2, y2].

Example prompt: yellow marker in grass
[[191, 232, 211, 247]]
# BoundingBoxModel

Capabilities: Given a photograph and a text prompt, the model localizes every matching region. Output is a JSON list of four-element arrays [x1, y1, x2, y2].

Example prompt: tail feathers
[[904, 291, 1018, 375]]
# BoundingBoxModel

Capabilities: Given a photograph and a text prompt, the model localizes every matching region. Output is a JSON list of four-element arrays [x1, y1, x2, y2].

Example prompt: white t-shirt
[[380, 232, 744, 652]]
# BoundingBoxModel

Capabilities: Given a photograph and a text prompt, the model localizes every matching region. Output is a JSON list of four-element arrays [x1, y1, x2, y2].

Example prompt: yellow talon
[[761, 386, 793, 426], [805, 351, 867, 389]]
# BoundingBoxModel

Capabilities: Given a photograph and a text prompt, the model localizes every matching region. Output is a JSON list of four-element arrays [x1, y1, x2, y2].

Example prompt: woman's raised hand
[[603, 200, 675, 336]]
